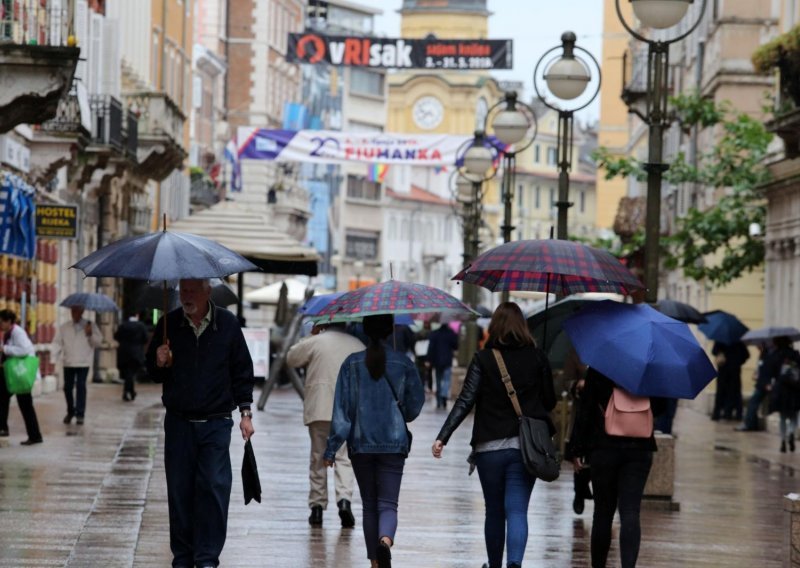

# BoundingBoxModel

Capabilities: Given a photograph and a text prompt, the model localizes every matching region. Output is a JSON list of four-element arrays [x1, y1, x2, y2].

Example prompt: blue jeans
[[590, 448, 653, 568], [350, 453, 405, 561], [63, 367, 89, 417], [164, 412, 233, 568], [474, 448, 535, 568], [742, 388, 766, 430], [435, 366, 452, 405]]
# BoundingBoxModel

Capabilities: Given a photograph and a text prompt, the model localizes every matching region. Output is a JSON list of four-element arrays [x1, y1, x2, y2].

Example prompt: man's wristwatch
[[240, 409, 253, 419]]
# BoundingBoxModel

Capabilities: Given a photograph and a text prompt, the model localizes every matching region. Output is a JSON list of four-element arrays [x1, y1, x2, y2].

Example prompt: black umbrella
[[60, 292, 119, 313], [134, 279, 239, 312], [242, 440, 262, 505], [653, 299, 707, 324], [527, 297, 597, 369]]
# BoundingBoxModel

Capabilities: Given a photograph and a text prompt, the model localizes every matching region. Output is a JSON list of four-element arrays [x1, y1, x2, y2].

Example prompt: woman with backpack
[[431, 302, 556, 568], [570, 367, 666, 568], [324, 314, 425, 568]]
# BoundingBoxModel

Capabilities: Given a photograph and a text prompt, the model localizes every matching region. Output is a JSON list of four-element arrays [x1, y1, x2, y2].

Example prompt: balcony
[[0, 6, 80, 132], [124, 92, 186, 182], [28, 82, 91, 183]]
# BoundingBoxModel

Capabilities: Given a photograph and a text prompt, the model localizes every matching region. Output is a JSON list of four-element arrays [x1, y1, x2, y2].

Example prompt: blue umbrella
[[697, 310, 749, 344], [71, 230, 258, 281], [562, 300, 717, 399], [60, 292, 119, 313]]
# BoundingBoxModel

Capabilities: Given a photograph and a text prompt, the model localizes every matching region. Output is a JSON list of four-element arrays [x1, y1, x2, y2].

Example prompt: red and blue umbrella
[[452, 239, 643, 295], [311, 281, 476, 323], [562, 300, 717, 399]]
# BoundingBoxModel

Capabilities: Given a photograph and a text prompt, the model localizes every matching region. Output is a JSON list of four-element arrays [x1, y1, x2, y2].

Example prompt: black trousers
[[164, 412, 233, 568], [590, 447, 652, 568], [0, 370, 42, 440]]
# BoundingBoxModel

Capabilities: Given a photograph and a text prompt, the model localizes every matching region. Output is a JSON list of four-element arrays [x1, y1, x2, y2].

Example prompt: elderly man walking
[[146, 279, 255, 568], [287, 322, 365, 527], [54, 306, 103, 425]]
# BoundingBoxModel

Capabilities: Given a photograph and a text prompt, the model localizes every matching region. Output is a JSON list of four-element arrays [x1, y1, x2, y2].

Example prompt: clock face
[[412, 96, 444, 130]]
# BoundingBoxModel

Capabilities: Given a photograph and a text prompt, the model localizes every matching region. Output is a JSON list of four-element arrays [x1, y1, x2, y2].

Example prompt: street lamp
[[483, 92, 537, 247], [533, 31, 601, 241], [616, 0, 707, 303]]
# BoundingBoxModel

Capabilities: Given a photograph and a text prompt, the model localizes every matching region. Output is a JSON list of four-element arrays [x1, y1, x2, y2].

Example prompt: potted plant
[[752, 25, 800, 108]]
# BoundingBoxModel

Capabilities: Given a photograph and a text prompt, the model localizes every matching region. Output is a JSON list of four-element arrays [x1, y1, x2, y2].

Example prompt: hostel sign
[[287, 33, 512, 70], [35, 205, 78, 239]]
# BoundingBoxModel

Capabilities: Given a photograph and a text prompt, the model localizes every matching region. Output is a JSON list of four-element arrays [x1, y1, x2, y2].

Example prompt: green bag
[[4, 355, 39, 395]]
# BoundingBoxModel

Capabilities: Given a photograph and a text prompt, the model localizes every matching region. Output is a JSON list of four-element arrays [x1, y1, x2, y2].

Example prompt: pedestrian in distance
[[54, 305, 103, 425], [286, 321, 365, 528], [114, 311, 149, 402], [324, 314, 425, 568], [765, 336, 800, 452], [570, 367, 666, 568], [146, 279, 255, 568], [710, 340, 750, 421], [736, 341, 776, 432], [426, 316, 459, 409], [432, 302, 556, 568], [0, 309, 42, 445]]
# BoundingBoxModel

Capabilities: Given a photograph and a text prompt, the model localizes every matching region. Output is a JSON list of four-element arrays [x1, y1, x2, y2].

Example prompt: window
[[389, 218, 397, 240], [547, 147, 558, 165], [401, 219, 408, 240], [345, 233, 379, 260], [534, 186, 540, 209], [151, 32, 160, 86], [580, 190, 586, 213], [534, 144, 540, 163], [444, 218, 453, 241], [517, 184, 524, 208], [549, 188, 556, 208], [350, 68, 384, 97], [346, 175, 380, 200]]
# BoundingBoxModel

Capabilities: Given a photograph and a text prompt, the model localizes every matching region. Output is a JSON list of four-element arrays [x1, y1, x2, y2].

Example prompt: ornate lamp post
[[483, 92, 538, 247], [616, 0, 707, 303], [533, 31, 601, 241]]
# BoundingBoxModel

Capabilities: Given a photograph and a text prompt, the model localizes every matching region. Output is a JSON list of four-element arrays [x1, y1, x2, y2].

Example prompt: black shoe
[[308, 505, 323, 526], [76, 417, 84, 425], [338, 499, 355, 528], [20, 438, 43, 446], [573, 494, 585, 515], [122, 392, 132, 401], [63, 413, 73, 424], [781, 440, 787, 453], [376, 540, 392, 568], [791, 434, 796, 453]]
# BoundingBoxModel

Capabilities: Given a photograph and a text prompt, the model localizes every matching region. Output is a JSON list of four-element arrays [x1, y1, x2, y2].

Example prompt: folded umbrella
[[698, 310, 749, 344], [562, 300, 717, 399], [60, 292, 119, 313], [741, 326, 800, 345], [242, 439, 262, 505]]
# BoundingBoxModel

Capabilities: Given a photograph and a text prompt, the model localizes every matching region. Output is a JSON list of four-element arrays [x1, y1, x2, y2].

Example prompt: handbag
[[3, 355, 39, 395], [384, 377, 413, 455], [492, 349, 560, 482]]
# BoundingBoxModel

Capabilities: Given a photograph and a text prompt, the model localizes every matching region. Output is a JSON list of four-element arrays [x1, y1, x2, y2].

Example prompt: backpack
[[780, 360, 800, 391], [604, 387, 653, 438]]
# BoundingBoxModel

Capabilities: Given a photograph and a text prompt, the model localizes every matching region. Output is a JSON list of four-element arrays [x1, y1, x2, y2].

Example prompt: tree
[[593, 91, 772, 288]]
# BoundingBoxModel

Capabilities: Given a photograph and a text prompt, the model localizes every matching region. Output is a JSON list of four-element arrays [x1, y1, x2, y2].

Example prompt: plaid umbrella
[[452, 239, 643, 295], [311, 280, 476, 323]]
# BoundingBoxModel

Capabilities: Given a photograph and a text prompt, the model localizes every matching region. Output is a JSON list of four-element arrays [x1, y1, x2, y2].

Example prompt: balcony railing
[[0, 2, 71, 47], [37, 82, 89, 137], [125, 92, 185, 144], [89, 95, 123, 151]]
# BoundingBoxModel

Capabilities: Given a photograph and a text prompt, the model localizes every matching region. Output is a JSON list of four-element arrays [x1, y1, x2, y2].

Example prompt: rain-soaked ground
[[0, 381, 795, 567]]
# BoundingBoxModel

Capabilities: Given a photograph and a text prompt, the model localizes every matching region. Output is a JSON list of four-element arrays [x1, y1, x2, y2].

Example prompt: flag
[[367, 164, 388, 184], [224, 139, 242, 192], [433, 165, 448, 175]]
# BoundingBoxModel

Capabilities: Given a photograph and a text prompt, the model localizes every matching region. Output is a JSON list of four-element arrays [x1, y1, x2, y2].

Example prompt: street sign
[[35, 204, 78, 239]]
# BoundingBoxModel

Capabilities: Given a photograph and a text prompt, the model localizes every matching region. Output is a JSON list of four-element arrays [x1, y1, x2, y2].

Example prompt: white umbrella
[[244, 278, 313, 305]]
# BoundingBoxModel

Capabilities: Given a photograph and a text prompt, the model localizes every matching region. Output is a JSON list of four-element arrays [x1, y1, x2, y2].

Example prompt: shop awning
[[169, 200, 320, 275]]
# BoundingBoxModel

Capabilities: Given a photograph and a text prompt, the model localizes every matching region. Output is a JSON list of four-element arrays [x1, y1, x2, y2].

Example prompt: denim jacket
[[324, 347, 424, 460]]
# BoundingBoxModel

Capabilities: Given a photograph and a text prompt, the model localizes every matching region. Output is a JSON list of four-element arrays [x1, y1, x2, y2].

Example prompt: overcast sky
[[373, 0, 605, 122]]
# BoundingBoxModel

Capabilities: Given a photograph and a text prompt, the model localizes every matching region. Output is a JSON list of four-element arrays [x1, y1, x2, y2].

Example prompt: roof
[[386, 185, 453, 206], [168, 200, 321, 276]]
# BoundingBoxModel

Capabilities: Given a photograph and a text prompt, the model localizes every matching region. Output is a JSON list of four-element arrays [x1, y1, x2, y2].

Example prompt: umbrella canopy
[[134, 278, 238, 312], [698, 310, 749, 344], [527, 297, 606, 369], [60, 292, 119, 313], [563, 300, 717, 399], [452, 239, 643, 295], [244, 278, 312, 305], [71, 230, 258, 281], [311, 280, 477, 323], [300, 292, 345, 316], [741, 326, 800, 345], [653, 299, 707, 324]]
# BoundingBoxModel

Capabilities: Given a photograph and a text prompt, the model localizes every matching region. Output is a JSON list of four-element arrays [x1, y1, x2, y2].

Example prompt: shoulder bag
[[384, 377, 413, 455], [492, 349, 560, 482]]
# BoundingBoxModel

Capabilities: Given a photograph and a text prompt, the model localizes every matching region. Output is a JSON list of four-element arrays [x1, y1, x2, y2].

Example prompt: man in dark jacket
[[427, 322, 459, 409], [147, 279, 255, 568], [115, 312, 148, 401]]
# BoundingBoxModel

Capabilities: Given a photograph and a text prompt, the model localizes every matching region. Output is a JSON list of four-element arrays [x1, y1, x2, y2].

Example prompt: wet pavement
[[0, 381, 795, 567]]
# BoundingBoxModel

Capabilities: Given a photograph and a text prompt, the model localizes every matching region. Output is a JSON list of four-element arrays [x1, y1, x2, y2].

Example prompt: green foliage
[[752, 25, 800, 74], [591, 91, 772, 288]]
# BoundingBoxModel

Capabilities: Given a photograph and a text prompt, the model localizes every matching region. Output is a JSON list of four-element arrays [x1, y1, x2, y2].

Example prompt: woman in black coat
[[431, 302, 555, 568], [767, 336, 800, 452], [570, 368, 665, 568]]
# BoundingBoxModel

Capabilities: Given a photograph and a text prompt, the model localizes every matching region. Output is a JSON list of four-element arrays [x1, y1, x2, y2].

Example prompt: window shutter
[[74, 0, 88, 83], [101, 18, 120, 97]]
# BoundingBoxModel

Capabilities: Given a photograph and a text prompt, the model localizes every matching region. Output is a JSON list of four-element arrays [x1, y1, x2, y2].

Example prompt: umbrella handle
[[162, 280, 169, 344]]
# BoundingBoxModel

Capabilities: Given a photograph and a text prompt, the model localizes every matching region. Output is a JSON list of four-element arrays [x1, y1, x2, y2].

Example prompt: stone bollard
[[642, 433, 679, 511], [784, 493, 800, 567]]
